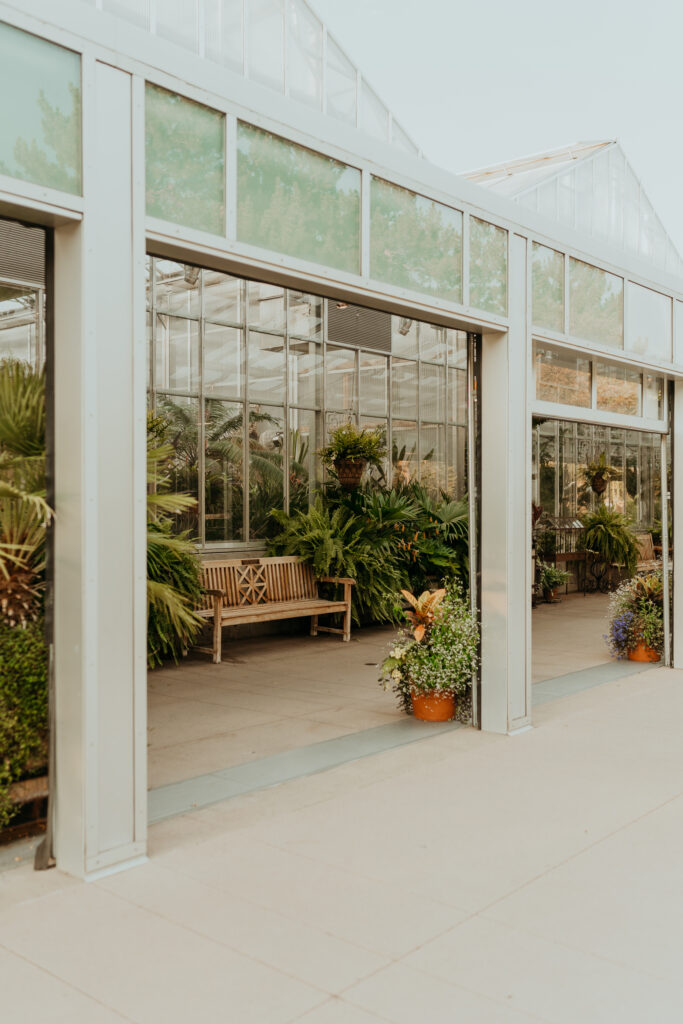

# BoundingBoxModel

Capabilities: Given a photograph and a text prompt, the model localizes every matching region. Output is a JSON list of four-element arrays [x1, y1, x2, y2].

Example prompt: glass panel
[[288, 291, 322, 338], [569, 258, 624, 349], [626, 283, 672, 360], [392, 421, 418, 487], [156, 315, 199, 392], [289, 339, 321, 408], [392, 358, 418, 420], [203, 269, 242, 324], [146, 309, 153, 391], [361, 80, 389, 141], [534, 344, 591, 408], [359, 352, 388, 416], [287, 0, 323, 109], [595, 361, 641, 416], [370, 178, 463, 303], [237, 123, 361, 274], [248, 0, 285, 91], [248, 405, 285, 539], [289, 408, 320, 513], [448, 425, 467, 499], [247, 332, 285, 403], [248, 281, 285, 331], [531, 243, 564, 333], [419, 323, 446, 364], [156, 0, 198, 49], [391, 316, 418, 358], [154, 259, 200, 318], [0, 22, 81, 194], [0, 285, 39, 364], [420, 362, 445, 423], [204, 398, 244, 543], [360, 416, 389, 486], [204, 323, 242, 398], [326, 36, 356, 126], [449, 368, 467, 425], [644, 375, 664, 420], [103, 0, 149, 28], [325, 346, 357, 412], [154, 394, 200, 537], [447, 329, 467, 369], [145, 84, 225, 235], [469, 217, 507, 316], [204, 0, 243, 73], [420, 423, 445, 496]]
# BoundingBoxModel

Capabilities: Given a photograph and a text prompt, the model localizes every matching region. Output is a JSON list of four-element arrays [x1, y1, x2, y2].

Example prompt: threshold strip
[[533, 659, 660, 706], [149, 718, 461, 824]]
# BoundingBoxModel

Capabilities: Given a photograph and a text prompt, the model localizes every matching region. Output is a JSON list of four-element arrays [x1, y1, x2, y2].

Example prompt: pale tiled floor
[[532, 590, 612, 683], [3, 662, 682, 1022]]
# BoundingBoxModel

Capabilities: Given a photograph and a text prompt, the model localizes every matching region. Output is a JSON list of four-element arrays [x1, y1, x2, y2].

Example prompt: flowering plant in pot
[[537, 561, 571, 602], [379, 583, 479, 721], [318, 423, 386, 491], [605, 571, 665, 662]]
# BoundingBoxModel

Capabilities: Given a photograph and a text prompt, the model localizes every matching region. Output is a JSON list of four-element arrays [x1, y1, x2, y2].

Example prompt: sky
[[310, 0, 683, 258]]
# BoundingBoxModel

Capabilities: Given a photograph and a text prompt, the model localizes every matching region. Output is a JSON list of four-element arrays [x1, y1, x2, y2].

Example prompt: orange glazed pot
[[411, 690, 455, 722], [628, 643, 660, 663]]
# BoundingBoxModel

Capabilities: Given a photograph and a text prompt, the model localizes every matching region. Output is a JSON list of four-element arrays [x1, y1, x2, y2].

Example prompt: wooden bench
[[634, 533, 661, 575], [195, 555, 355, 664]]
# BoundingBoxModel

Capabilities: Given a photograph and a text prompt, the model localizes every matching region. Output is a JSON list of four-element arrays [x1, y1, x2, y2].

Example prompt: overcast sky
[[311, 0, 683, 258]]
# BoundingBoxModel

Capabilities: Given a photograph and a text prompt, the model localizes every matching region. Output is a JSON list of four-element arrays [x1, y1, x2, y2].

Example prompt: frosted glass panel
[[370, 178, 463, 303], [326, 346, 357, 412], [596, 361, 641, 416], [626, 283, 672, 361], [469, 217, 507, 315], [535, 344, 591, 408], [675, 301, 683, 366], [531, 243, 564, 333], [287, 0, 323, 108], [361, 81, 389, 141], [102, 0, 149, 28], [155, 0, 197, 49], [248, 0, 285, 91], [237, 123, 361, 274], [0, 22, 81, 194], [145, 84, 225, 235], [204, 0, 243, 73], [569, 258, 623, 349], [326, 36, 357, 125]]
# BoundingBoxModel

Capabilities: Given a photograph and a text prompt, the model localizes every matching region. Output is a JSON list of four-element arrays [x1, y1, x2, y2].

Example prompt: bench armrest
[[318, 576, 356, 586], [204, 588, 225, 598]]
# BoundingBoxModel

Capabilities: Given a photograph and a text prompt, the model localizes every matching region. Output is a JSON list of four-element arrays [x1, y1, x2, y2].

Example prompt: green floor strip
[[533, 659, 660, 706]]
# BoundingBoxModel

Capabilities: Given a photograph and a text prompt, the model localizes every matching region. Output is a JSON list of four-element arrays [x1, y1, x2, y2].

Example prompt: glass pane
[[326, 36, 356, 126], [361, 80, 389, 141], [287, 0, 323, 108], [0, 285, 39, 365], [289, 339, 321, 408], [534, 344, 591, 408], [447, 425, 467, 499], [204, 322, 242, 398], [0, 22, 81, 194], [469, 217, 507, 316], [203, 269, 242, 324], [204, 0, 243, 73], [449, 368, 467, 425], [644, 375, 664, 420], [370, 178, 463, 303], [204, 398, 244, 543], [392, 421, 418, 487], [146, 309, 152, 391], [248, 0, 285, 91], [532, 243, 564, 333], [156, 0, 198, 49], [248, 280, 285, 331], [156, 315, 199, 392], [237, 123, 361, 274], [392, 358, 418, 420], [288, 291, 322, 338], [145, 84, 225, 235], [420, 362, 445, 423], [595, 361, 641, 416], [248, 332, 285, 403], [154, 394, 200, 537], [359, 352, 388, 416], [419, 323, 447, 364], [626, 282, 672, 360], [391, 316, 418, 358], [103, 0, 149, 28], [420, 422, 445, 496], [569, 258, 624, 349], [249, 405, 285, 539], [289, 407, 320, 513], [447, 329, 467, 369], [325, 346, 357, 412], [154, 259, 200, 318]]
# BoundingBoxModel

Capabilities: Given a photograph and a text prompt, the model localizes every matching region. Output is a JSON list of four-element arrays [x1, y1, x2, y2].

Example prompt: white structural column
[[53, 61, 147, 877], [672, 381, 683, 667], [479, 233, 531, 733]]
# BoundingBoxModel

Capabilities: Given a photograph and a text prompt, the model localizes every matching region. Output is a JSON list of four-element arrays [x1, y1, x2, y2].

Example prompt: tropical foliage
[[583, 505, 639, 576], [318, 422, 387, 469]]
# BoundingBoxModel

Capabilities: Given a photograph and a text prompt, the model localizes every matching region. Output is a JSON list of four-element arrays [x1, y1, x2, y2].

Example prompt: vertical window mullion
[[243, 279, 250, 541], [198, 269, 206, 548], [284, 286, 290, 515]]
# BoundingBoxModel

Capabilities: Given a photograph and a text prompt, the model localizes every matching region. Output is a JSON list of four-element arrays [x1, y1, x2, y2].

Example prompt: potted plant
[[585, 451, 621, 497], [582, 505, 639, 584], [537, 561, 571, 602], [379, 583, 478, 722], [605, 571, 664, 663], [318, 423, 386, 491]]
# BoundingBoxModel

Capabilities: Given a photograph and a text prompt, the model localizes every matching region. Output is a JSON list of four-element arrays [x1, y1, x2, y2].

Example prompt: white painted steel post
[[672, 382, 683, 668]]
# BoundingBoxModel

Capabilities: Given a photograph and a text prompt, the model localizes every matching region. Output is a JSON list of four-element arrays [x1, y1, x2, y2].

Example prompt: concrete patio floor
[[532, 590, 612, 683], [3, 661, 683, 1022]]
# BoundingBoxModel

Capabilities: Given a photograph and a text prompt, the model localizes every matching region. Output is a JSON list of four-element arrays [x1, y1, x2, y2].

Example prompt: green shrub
[[0, 619, 48, 828]]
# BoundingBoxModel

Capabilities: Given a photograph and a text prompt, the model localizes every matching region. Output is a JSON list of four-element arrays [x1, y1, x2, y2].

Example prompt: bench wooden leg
[[342, 583, 352, 642], [212, 614, 222, 664], [310, 614, 318, 637]]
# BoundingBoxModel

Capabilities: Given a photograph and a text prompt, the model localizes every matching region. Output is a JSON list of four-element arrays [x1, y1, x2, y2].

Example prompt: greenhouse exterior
[[1, 0, 682, 879]]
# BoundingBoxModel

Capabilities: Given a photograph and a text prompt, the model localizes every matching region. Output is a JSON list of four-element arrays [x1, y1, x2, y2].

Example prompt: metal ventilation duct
[[327, 300, 392, 353], [0, 218, 46, 287]]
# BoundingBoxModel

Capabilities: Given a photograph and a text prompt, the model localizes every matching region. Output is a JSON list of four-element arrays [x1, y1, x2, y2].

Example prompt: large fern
[[583, 505, 639, 575]]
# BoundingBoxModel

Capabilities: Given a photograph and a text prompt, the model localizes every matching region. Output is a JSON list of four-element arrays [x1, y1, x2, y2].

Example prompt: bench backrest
[[199, 555, 317, 610], [636, 533, 656, 564]]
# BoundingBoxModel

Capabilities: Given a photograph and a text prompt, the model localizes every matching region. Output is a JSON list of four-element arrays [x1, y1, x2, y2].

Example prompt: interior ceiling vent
[[327, 300, 392, 354], [0, 218, 45, 287]]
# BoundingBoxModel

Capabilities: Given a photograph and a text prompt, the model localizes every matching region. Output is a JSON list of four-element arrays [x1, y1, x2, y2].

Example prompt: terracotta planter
[[411, 690, 455, 722], [627, 643, 660, 663], [545, 588, 557, 603], [335, 458, 366, 491]]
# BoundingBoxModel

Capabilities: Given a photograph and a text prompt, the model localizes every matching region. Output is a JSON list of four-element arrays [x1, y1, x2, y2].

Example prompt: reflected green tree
[[470, 218, 507, 316], [0, 85, 81, 194], [569, 260, 623, 348]]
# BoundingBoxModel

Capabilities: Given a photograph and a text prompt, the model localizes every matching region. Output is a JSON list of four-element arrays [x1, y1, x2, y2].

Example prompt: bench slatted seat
[[195, 555, 355, 664], [634, 533, 661, 575]]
